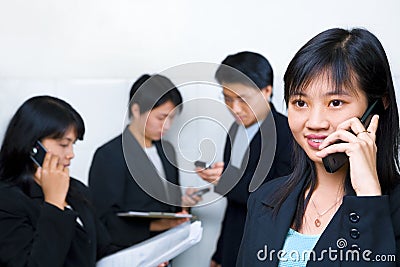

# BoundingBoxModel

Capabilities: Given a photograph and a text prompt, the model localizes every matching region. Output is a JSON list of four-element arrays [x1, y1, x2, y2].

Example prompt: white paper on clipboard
[[96, 221, 202, 267], [117, 211, 193, 219]]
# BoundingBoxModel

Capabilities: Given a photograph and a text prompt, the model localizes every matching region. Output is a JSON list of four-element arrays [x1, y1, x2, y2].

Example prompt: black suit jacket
[[237, 174, 400, 266], [0, 178, 116, 267], [213, 104, 293, 266], [89, 128, 182, 248]]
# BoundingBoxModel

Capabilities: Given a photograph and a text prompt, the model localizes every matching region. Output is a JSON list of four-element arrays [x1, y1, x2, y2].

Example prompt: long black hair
[[0, 95, 85, 190], [271, 28, 400, 230]]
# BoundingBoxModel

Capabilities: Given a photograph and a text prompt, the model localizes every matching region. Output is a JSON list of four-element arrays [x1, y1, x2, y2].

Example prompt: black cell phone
[[322, 99, 384, 173], [194, 160, 208, 169], [30, 141, 47, 167], [189, 187, 210, 198]]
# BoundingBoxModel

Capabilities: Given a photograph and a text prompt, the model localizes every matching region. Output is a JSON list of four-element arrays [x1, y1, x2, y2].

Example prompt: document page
[[96, 221, 203, 267]]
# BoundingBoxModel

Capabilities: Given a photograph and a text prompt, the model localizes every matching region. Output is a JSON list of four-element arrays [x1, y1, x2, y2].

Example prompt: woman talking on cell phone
[[237, 28, 400, 266], [0, 96, 120, 267]]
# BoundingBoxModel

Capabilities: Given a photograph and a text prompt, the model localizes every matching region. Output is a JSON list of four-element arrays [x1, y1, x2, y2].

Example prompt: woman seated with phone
[[0, 96, 120, 267]]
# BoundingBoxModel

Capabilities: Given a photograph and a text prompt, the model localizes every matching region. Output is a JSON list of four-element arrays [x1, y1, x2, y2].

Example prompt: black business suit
[[237, 174, 400, 266], [89, 127, 182, 248], [212, 104, 293, 266], [0, 178, 117, 267]]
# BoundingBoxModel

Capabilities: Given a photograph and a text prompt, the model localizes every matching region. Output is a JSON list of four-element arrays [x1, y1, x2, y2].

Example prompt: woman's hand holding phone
[[34, 151, 70, 210], [316, 115, 382, 196]]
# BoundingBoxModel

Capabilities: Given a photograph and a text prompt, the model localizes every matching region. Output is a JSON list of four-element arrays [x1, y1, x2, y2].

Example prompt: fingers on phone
[[367, 115, 379, 137], [189, 194, 201, 203], [212, 162, 224, 168], [182, 195, 198, 207], [42, 152, 52, 169]]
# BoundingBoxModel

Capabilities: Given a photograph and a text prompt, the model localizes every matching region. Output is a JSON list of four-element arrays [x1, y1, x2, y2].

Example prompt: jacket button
[[349, 212, 360, 223], [350, 228, 360, 239]]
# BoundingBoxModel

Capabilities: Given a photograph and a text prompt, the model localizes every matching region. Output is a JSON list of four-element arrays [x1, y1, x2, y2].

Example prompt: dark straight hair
[[0, 95, 85, 188], [271, 28, 400, 230], [215, 51, 274, 97], [128, 74, 183, 117]]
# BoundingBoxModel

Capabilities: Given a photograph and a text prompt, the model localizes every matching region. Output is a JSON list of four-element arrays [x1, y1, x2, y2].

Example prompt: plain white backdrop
[[1, 1, 399, 266]]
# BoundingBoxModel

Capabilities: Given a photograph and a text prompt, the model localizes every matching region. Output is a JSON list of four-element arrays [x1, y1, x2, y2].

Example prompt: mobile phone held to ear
[[189, 187, 210, 198], [322, 99, 384, 173], [30, 140, 47, 167]]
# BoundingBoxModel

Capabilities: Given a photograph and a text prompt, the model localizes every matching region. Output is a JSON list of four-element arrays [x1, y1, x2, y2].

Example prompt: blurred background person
[[0, 96, 120, 267], [89, 74, 201, 249], [197, 51, 293, 266]]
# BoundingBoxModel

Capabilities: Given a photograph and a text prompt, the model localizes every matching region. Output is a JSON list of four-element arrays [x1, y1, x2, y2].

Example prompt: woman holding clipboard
[[89, 74, 201, 248]]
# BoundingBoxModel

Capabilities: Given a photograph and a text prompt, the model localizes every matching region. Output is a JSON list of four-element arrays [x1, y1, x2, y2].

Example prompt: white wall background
[[1, 0, 399, 181], [1, 1, 399, 266]]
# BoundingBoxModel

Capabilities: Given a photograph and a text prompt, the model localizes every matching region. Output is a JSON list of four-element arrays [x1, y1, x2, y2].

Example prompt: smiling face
[[40, 127, 77, 168], [287, 74, 368, 164]]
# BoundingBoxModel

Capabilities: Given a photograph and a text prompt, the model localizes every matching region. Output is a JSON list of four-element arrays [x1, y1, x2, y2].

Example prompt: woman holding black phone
[[237, 28, 400, 266], [0, 96, 121, 267]]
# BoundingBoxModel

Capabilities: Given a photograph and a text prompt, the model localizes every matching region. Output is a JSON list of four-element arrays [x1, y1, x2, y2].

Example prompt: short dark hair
[[0, 95, 85, 185], [128, 74, 183, 117], [215, 51, 274, 93]]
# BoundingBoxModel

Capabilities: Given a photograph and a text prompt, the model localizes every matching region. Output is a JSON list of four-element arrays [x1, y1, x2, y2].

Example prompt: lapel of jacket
[[255, 169, 347, 267], [66, 187, 89, 233], [260, 181, 304, 245], [215, 123, 243, 195], [217, 115, 276, 196], [254, 173, 307, 266], [247, 108, 278, 192], [122, 128, 169, 202], [223, 122, 238, 165]]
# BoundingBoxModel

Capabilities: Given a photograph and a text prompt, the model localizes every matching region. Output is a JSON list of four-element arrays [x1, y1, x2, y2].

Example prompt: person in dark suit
[[237, 28, 400, 266], [89, 74, 200, 249], [0, 96, 119, 267], [196, 51, 293, 267]]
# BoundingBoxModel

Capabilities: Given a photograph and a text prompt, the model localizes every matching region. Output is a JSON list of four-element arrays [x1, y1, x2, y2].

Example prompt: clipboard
[[117, 211, 193, 219]]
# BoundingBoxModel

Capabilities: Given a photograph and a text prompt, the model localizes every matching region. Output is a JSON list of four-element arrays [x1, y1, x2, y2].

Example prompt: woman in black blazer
[[237, 28, 400, 266], [0, 96, 118, 267], [89, 74, 199, 248]]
